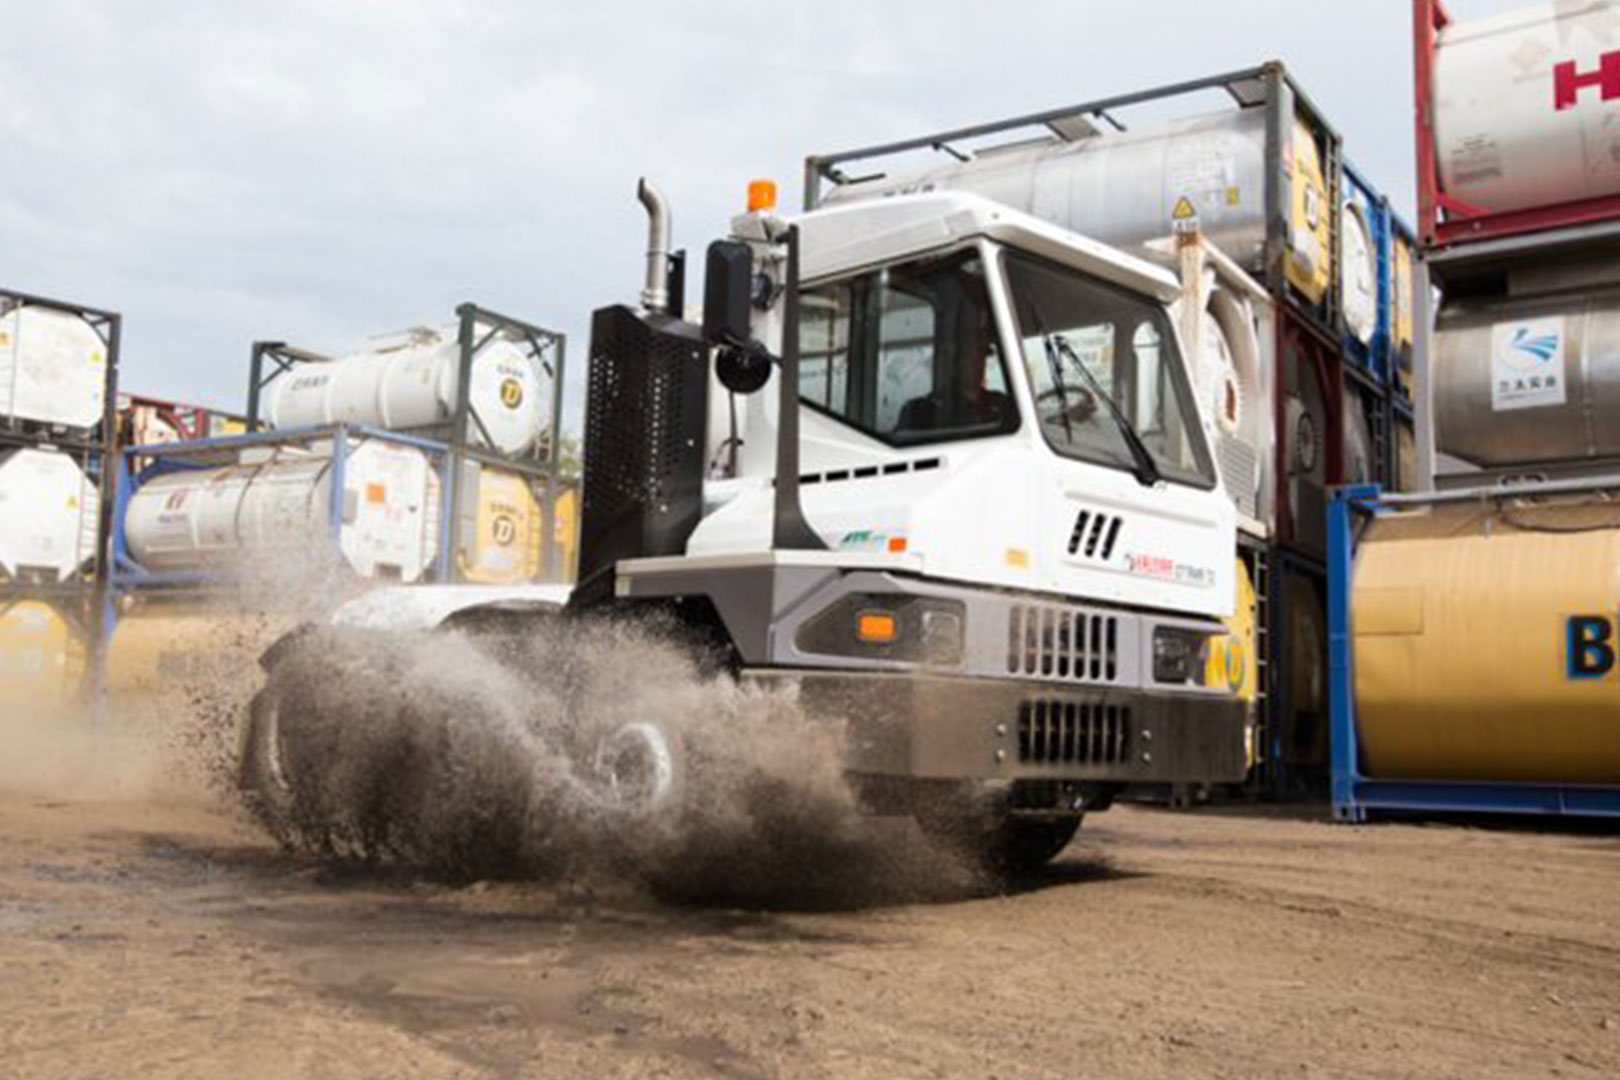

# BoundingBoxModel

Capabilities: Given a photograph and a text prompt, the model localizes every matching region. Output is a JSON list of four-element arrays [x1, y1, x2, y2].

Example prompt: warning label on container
[[1491, 317, 1567, 411]]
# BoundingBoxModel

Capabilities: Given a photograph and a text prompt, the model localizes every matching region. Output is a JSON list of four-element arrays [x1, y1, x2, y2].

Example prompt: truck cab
[[578, 186, 1246, 865]]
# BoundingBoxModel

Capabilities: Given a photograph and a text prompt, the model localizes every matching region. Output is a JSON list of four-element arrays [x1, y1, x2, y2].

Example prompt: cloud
[[0, 0, 1444, 429]]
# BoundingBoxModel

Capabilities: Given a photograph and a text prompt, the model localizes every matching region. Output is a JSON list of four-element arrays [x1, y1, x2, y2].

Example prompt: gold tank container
[[1352, 498, 1620, 784]]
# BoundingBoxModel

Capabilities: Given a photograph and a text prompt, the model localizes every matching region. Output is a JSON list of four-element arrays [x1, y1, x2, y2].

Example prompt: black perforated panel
[[578, 306, 708, 587]]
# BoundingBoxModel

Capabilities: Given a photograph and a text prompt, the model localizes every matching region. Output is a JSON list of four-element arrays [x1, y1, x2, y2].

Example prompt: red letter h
[[1555, 51, 1620, 111]]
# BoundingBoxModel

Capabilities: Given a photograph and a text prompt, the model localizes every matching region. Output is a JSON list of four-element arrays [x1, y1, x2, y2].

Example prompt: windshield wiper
[[1049, 333, 1162, 488]]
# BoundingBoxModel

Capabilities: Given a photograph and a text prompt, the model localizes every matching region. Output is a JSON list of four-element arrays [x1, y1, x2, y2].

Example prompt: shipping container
[[1339, 161, 1392, 381], [1417, 0, 1620, 248], [808, 62, 1345, 340], [0, 290, 118, 441], [1329, 481, 1620, 819], [0, 598, 91, 712], [114, 426, 449, 588]]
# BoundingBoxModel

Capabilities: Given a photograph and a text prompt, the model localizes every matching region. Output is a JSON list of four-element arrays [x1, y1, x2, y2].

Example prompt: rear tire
[[238, 685, 298, 841]]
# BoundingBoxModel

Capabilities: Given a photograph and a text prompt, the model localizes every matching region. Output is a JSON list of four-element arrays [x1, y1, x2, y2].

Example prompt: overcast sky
[[1, 0, 1530, 428]]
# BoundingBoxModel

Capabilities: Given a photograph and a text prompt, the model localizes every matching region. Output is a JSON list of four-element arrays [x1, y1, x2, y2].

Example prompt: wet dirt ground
[[3, 790, 1618, 1080]]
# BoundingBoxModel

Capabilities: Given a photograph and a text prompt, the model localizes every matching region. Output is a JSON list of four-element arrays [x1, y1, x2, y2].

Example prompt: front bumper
[[742, 669, 1248, 784]]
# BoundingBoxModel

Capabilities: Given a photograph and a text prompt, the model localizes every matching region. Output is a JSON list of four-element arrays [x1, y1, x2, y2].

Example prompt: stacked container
[[1327, 0, 1620, 822], [0, 289, 120, 712], [103, 304, 574, 699], [807, 62, 1415, 795]]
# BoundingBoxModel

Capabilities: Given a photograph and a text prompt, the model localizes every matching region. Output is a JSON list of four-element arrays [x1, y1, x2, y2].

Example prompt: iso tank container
[[1423, 0, 1620, 243], [457, 465, 545, 584], [456, 467, 580, 584], [123, 438, 441, 582], [0, 448, 101, 583], [1388, 217, 1418, 404], [266, 326, 548, 457], [1348, 496, 1620, 786], [821, 69, 1337, 320], [1276, 311, 1343, 557], [1163, 235, 1277, 530], [1433, 256, 1620, 467], [0, 301, 110, 431], [1339, 163, 1390, 379], [119, 394, 246, 447], [0, 600, 88, 710]]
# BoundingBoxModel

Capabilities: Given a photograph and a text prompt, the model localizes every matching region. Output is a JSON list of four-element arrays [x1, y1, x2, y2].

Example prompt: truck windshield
[[1003, 252, 1215, 488], [798, 250, 1019, 447]]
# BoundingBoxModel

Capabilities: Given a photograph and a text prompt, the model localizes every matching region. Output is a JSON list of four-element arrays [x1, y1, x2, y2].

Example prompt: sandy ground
[[3, 783, 1618, 1080]]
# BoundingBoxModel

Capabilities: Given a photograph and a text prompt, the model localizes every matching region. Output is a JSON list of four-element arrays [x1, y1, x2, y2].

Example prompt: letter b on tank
[[1566, 615, 1617, 679]]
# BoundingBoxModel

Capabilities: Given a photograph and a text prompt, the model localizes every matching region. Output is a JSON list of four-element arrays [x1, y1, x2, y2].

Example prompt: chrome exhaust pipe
[[637, 178, 672, 314]]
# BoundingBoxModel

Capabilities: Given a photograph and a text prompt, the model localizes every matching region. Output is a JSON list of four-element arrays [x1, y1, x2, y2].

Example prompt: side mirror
[[703, 240, 753, 346]]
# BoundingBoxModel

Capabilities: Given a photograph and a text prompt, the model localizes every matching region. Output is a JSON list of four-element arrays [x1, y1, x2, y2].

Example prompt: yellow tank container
[[0, 600, 87, 709], [553, 486, 578, 583], [1284, 118, 1333, 307], [1206, 558, 1260, 771], [1352, 500, 1620, 784], [1207, 558, 1259, 704], [103, 605, 292, 698], [461, 469, 545, 584]]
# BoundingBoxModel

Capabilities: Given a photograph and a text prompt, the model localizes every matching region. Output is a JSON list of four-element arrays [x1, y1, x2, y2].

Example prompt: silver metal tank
[[1435, 275, 1620, 466], [827, 106, 1332, 305]]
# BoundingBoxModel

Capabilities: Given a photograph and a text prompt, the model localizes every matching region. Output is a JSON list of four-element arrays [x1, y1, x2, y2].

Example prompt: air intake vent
[[1217, 435, 1259, 519], [1066, 508, 1123, 560], [1017, 700, 1132, 765], [1006, 605, 1119, 682]]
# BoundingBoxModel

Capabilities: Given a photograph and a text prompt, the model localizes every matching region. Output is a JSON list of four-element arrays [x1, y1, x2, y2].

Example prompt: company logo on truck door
[[1124, 553, 1216, 588], [1555, 52, 1620, 111]]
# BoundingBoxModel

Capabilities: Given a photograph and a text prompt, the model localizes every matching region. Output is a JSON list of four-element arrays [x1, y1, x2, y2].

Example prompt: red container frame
[[1416, 0, 1620, 249], [1274, 307, 1345, 559]]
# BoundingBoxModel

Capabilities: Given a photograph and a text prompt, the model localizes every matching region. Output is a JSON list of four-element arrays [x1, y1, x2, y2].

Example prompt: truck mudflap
[[741, 669, 1248, 785]]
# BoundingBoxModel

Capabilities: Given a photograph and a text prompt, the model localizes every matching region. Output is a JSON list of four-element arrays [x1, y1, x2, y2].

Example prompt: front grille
[[1017, 700, 1132, 765], [1006, 604, 1119, 682]]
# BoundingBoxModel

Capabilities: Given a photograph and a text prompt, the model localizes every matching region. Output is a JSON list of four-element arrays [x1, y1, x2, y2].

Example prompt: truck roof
[[795, 190, 1181, 303]]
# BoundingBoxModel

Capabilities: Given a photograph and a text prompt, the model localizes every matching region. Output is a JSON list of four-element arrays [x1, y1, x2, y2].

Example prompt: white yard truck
[[243, 179, 1247, 873]]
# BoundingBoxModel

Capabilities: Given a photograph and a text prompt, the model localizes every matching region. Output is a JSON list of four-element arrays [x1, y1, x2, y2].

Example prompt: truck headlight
[[1153, 626, 1212, 686]]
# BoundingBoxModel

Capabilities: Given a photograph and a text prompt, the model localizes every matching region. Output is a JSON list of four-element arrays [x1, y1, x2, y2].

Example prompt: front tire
[[913, 783, 1082, 874]]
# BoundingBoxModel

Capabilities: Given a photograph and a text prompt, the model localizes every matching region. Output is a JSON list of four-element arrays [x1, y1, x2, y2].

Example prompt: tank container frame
[[1327, 481, 1620, 820], [1416, 0, 1620, 249], [1339, 161, 1393, 384], [804, 61, 1346, 342], [243, 303, 571, 584], [108, 423, 461, 593], [0, 288, 120, 704]]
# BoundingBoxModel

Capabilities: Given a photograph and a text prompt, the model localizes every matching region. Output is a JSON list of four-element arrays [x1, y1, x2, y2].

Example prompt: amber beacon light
[[747, 179, 778, 212]]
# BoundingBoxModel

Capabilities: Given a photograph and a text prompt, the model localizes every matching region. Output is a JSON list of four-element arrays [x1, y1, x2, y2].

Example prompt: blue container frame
[[1328, 483, 1620, 821], [1339, 161, 1392, 385]]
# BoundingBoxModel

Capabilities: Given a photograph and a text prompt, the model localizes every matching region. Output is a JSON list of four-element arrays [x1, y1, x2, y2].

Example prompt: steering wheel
[[1035, 385, 1099, 424]]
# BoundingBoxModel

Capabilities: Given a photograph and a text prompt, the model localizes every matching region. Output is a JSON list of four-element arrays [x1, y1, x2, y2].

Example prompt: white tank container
[[266, 326, 547, 456], [0, 303, 109, 429], [124, 438, 441, 582], [0, 448, 101, 581], [1434, 0, 1620, 215], [1340, 195, 1378, 347]]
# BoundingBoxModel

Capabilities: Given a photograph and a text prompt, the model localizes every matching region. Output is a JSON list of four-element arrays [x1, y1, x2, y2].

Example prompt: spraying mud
[[243, 614, 967, 907]]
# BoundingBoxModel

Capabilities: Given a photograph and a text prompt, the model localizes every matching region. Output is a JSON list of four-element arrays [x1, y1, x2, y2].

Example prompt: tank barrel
[[637, 178, 672, 314]]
